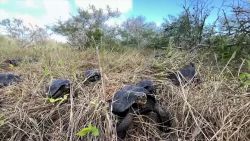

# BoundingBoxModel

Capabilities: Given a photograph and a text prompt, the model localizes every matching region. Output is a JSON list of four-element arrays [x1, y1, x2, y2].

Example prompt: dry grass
[[0, 39, 249, 141]]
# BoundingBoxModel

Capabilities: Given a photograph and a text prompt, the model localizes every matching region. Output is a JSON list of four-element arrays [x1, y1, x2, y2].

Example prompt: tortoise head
[[134, 91, 147, 105], [84, 69, 101, 82], [136, 80, 155, 94], [189, 62, 195, 68], [64, 82, 70, 90]]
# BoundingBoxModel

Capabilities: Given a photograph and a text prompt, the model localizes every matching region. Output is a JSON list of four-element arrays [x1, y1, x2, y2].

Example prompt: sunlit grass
[[0, 38, 249, 141]]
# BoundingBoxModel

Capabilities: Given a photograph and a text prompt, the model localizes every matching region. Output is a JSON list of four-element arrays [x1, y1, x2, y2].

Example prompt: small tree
[[220, 3, 250, 43], [162, 14, 192, 47], [51, 5, 120, 49], [0, 18, 49, 47], [163, 0, 212, 49], [102, 25, 121, 47], [216, 0, 250, 60], [120, 16, 160, 48]]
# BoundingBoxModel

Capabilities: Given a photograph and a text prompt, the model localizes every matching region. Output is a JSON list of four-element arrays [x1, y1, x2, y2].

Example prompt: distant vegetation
[[0, 0, 248, 80], [0, 18, 49, 48], [1, 1, 249, 62]]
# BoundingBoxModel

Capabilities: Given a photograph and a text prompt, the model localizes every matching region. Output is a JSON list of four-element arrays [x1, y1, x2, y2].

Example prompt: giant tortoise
[[3, 58, 22, 67], [47, 79, 70, 99], [111, 80, 171, 139], [84, 69, 101, 83], [0, 73, 21, 88], [167, 62, 201, 86]]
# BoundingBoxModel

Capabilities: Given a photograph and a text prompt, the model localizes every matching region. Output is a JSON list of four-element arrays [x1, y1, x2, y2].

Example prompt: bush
[[51, 5, 120, 49], [0, 18, 49, 47]]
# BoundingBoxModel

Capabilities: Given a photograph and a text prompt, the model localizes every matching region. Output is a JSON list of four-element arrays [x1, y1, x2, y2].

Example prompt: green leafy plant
[[239, 72, 250, 87], [43, 66, 51, 76], [76, 124, 99, 137], [47, 94, 68, 103]]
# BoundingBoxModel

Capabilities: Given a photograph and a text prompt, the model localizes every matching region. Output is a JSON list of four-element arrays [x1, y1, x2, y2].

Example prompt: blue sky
[[128, 0, 231, 25], [127, 0, 182, 25], [0, 0, 232, 26], [0, 0, 241, 41]]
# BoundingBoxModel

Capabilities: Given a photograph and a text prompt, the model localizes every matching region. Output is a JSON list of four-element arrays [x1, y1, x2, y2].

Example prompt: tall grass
[[0, 38, 249, 141]]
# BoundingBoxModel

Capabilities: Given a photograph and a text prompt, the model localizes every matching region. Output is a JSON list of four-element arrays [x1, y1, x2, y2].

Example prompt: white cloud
[[0, 0, 71, 42], [75, 0, 132, 13], [0, 9, 41, 27], [50, 34, 67, 43], [0, 0, 71, 26], [42, 0, 71, 25], [0, 9, 9, 19], [18, 15, 41, 26], [0, 0, 8, 4], [24, 0, 37, 8]]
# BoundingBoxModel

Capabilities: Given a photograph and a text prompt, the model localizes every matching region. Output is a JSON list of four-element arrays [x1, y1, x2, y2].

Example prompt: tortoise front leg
[[116, 112, 134, 139], [153, 102, 171, 132]]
